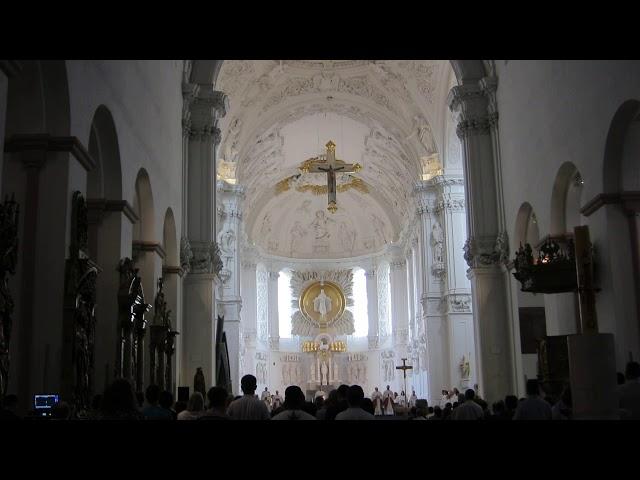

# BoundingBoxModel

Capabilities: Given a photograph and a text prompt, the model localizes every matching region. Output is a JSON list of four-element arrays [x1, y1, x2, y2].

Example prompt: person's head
[[617, 372, 626, 385], [283, 386, 306, 410], [103, 379, 137, 413], [464, 389, 475, 401], [505, 395, 518, 411], [401, 390, 405, 396], [51, 401, 71, 420], [361, 398, 375, 415], [315, 396, 325, 409], [433, 406, 442, 418], [145, 384, 161, 405], [526, 379, 540, 396], [206, 386, 228, 410], [187, 392, 204, 412], [442, 389, 448, 396], [428, 406, 434, 414], [445, 402, 452, 410], [275, 390, 279, 395], [174, 401, 187, 415], [386, 385, 390, 390], [492, 400, 505, 415], [264, 387, 268, 391], [159, 390, 173, 410], [346, 385, 365, 408], [326, 389, 338, 406], [415, 399, 428, 417], [3, 394, 18, 411], [375, 387, 379, 392], [240, 374, 257, 395], [337, 384, 350, 401], [625, 361, 640, 380], [452, 401, 459, 409]]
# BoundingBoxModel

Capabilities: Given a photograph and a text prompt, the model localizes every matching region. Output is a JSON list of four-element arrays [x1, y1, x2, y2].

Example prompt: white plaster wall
[[65, 60, 184, 242], [496, 60, 640, 369]]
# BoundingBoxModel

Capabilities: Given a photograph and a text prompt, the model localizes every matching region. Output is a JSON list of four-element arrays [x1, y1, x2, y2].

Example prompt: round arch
[[87, 105, 122, 200], [133, 168, 156, 242], [550, 162, 584, 236], [162, 208, 179, 266]]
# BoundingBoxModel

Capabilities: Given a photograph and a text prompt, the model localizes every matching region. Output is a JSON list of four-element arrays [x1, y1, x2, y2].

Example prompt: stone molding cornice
[[132, 241, 166, 260], [581, 191, 640, 217], [86, 198, 139, 224], [4, 134, 96, 172], [162, 265, 185, 277], [0, 60, 22, 77]]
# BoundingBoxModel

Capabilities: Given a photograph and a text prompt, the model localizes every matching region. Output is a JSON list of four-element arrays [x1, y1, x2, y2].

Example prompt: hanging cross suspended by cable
[[299, 141, 362, 213]]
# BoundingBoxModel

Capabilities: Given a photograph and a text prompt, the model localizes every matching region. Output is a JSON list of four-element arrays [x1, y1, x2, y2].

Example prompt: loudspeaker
[[178, 386, 190, 402]]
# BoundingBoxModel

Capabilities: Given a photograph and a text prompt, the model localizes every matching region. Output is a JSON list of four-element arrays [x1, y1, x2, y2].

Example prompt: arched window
[[350, 267, 369, 337], [278, 270, 293, 338]]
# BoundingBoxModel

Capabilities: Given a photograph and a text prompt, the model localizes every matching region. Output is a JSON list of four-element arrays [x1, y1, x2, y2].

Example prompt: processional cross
[[300, 140, 361, 213], [396, 358, 413, 402]]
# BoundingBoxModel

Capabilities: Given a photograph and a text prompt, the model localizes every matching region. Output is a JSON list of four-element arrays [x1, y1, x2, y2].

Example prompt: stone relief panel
[[377, 262, 391, 339], [381, 350, 396, 382], [256, 266, 268, 342]]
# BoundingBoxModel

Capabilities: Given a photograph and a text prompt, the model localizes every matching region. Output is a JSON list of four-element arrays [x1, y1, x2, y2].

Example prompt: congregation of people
[[2, 361, 640, 421]]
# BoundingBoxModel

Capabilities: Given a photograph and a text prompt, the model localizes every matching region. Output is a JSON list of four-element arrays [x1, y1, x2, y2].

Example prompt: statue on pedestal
[[321, 361, 328, 385], [194, 367, 206, 397]]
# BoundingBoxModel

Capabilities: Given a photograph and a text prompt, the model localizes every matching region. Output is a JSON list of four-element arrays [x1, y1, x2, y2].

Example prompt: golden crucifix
[[299, 140, 361, 213]]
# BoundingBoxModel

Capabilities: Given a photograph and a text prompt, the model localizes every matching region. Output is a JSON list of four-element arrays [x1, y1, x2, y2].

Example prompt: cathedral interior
[[0, 59, 639, 420]]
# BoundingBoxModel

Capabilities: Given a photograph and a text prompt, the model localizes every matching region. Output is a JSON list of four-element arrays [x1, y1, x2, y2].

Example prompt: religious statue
[[460, 354, 471, 379], [289, 221, 307, 255], [320, 361, 328, 385], [194, 367, 206, 397], [431, 221, 444, 264], [313, 288, 332, 320], [414, 116, 437, 155], [220, 229, 235, 255], [310, 362, 317, 382]]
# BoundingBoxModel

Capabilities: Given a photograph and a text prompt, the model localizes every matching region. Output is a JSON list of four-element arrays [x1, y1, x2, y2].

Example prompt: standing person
[[271, 386, 316, 420], [382, 385, 395, 416], [272, 390, 283, 411], [451, 389, 484, 420], [513, 379, 552, 420], [398, 390, 407, 408], [142, 385, 173, 420], [336, 385, 375, 420], [409, 390, 418, 408], [194, 367, 206, 398], [261, 387, 271, 412], [618, 361, 640, 419], [227, 374, 270, 420], [371, 387, 383, 415], [199, 387, 230, 420], [178, 392, 205, 420]]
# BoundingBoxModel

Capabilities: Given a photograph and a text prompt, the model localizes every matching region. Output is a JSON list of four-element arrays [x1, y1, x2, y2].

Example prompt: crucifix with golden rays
[[299, 140, 361, 213]]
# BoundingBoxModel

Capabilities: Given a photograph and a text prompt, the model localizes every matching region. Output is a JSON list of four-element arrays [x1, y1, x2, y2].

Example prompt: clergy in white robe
[[371, 387, 383, 415], [409, 391, 418, 408], [272, 391, 283, 410], [398, 391, 407, 408], [382, 385, 395, 415], [261, 387, 272, 411]]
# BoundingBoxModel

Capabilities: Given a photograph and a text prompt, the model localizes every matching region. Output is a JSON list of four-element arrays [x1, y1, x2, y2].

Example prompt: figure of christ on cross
[[300, 140, 361, 213], [396, 358, 413, 411]]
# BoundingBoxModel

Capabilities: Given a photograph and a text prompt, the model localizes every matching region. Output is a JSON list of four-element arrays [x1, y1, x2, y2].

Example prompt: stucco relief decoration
[[377, 263, 391, 338], [189, 241, 223, 276], [289, 270, 355, 336], [449, 294, 472, 313], [463, 232, 509, 268], [430, 220, 446, 279], [180, 237, 193, 274], [381, 350, 396, 382], [256, 267, 268, 342]]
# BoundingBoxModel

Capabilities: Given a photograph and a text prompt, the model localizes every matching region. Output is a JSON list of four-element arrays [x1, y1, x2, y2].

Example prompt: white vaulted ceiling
[[216, 60, 454, 259]]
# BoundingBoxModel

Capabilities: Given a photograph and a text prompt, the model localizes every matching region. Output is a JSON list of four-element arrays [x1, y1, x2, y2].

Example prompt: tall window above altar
[[351, 268, 369, 337], [278, 270, 293, 338]]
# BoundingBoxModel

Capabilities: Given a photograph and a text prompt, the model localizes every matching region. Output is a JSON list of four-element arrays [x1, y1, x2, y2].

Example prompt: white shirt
[[227, 394, 271, 420], [451, 400, 484, 420]]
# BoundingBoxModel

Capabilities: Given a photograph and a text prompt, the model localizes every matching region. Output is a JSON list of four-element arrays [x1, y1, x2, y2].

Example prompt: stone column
[[267, 270, 280, 350], [390, 257, 409, 353], [181, 86, 228, 390], [4, 135, 94, 411], [240, 260, 257, 384], [216, 181, 244, 395], [365, 268, 379, 349], [448, 77, 515, 403], [87, 199, 136, 393]]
